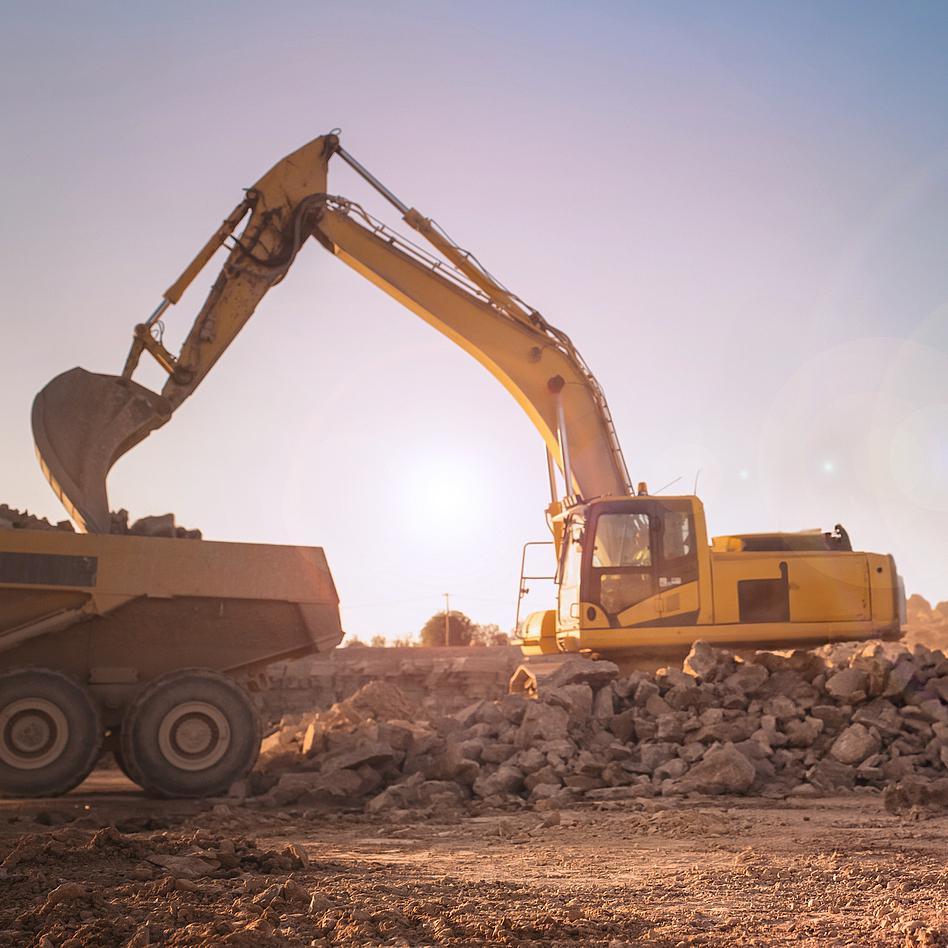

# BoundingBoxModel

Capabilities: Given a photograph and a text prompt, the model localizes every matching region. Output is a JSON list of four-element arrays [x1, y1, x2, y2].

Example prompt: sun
[[400, 452, 486, 537]]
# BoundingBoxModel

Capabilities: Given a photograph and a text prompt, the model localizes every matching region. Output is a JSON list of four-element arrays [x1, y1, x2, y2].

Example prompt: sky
[[1, 1, 946, 640]]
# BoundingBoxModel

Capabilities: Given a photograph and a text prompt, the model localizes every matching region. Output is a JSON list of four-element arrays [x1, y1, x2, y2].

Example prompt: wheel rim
[[0, 698, 70, 770], [157, 701, 231, 771]]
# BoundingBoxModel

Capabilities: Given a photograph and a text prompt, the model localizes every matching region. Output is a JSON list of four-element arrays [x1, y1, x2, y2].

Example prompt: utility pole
[[443, 592, 450, 647]]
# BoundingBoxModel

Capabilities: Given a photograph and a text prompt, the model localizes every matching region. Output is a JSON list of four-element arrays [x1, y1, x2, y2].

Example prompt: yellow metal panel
[[867, 553, 899, 625], [569, 619, 885, 653], [787, 554, 869, 622], [658, 580, 700, 619], [709, 554, 787, 624]]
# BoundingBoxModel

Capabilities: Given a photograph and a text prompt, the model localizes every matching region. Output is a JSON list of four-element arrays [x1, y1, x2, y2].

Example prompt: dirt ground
[[0, 769, 946, 947]]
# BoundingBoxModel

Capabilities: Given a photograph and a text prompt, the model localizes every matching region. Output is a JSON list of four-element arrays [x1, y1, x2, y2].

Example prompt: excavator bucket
[[31, 368, 172, 533]]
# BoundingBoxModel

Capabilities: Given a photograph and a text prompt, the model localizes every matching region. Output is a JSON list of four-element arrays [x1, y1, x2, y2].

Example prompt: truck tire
[[0, 668, 102, 798], [120, 669, 261, 798]]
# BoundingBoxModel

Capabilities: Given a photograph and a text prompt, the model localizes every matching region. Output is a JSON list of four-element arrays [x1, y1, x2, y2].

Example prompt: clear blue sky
[[1, 1, 946, 639]]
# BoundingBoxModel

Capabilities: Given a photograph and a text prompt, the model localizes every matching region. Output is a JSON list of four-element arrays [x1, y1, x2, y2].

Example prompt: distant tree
[[343, 635, 368, 648], [370, 635, 387, 648], [472, 623, 511, 646], [391, 635, 414, 648], [419, 610, 477, 647]]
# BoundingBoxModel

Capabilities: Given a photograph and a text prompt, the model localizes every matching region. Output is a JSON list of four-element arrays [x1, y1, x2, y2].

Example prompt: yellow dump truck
[[0, 527, 341, 798]]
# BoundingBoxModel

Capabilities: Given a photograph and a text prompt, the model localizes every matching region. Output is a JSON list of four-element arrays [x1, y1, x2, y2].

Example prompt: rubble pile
[[0, 503, 201, 539], [107, 509, 202, 540], [0, 504, 73, 532], [904, 594, 948, 652], [262, 645, 523, 719], [254, 639, 948, 814]]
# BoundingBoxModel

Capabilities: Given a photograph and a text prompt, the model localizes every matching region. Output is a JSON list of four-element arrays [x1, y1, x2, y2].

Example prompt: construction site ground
[[1, 768, 945, 947]]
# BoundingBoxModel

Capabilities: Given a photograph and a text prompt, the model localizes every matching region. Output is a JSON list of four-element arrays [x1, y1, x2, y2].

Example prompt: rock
[[146, 854, 220, 878], [852, 698, 903, 737], [607, 708, 638, 743], [883, 777, 948, 815], [783, 716, 824, 748], [553, 683, 594, 718], [639, 743, 678, 772], [547, 657, 620, 690], [592, 686, 615, 719], [586, 784, 651, 801], [341, 681, 416, 722], [270, 769, 364, 804], [723, 663, 769, 695], [810, 704, 851, 731], [129, 513, 177, 537], [663, 683, 705, 711], [824, 668, 868, 704], [320, 740, 397, 772], [644, 693, 674, 718], [927, 676, 948, 703], [655, 714, 685, 743], [524, 766, 561, 792], [654, 758, 688, 781], [829, 724, 881, 765], [678, 741, 705, 763], [473, 765, 524, 798], [674, 743, 755, 794], [916, 698, 948, 723], [564, 774, 606, 791], [516, 701, 569, 746], [481, 743, 517, 764], [684, 641, 737, 682], [883, 659, 917, 698], [509, 657, 619, 698], [42, 882, 88, 907], [633, 679, 660, 707], [365, 773, 425, 812], [807, 758, 856, 791], [763, 696, 801, 722], [752, 649, 826, 681]]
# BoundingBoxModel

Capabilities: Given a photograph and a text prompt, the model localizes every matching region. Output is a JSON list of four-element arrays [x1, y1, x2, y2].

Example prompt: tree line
[[344, 610, 511, 648]]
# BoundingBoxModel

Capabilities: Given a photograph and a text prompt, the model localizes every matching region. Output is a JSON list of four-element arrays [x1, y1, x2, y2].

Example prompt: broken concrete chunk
[[676, 743, 756, 794]]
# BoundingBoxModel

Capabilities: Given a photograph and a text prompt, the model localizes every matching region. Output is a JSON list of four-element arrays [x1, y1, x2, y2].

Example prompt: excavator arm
[[32, 133, 632, 533]]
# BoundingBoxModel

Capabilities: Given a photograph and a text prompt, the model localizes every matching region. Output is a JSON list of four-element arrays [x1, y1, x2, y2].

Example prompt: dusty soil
[[1, 771, 946, 947]]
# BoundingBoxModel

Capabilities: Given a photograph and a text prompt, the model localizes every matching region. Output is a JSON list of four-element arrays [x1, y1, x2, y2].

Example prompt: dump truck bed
[[0, 528, 343, 693]]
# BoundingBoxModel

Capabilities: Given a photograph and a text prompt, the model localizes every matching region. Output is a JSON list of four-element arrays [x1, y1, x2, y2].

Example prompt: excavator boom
[[32, 133, 631, 531]]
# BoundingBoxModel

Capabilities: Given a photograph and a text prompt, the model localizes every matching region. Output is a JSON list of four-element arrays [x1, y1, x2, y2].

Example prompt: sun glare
[[401, 454, 486, 537]]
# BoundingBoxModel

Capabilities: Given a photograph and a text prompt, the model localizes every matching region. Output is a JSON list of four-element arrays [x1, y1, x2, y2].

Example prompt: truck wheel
[[0, 668, 102, 798], [111, 745, 142, 787], [120, 669, 260, 798]]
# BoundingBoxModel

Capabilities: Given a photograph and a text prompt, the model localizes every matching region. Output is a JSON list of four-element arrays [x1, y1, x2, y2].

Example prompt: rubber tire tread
[[111, 745, 142, 787], [120, 668, 260, 799], [0, 667, 102, 798]]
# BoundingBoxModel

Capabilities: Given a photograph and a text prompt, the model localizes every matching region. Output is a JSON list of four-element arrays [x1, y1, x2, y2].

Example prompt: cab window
[[592, 513, 651, 567], [662, 510, 693, 561], [589, 511, 655, 615]]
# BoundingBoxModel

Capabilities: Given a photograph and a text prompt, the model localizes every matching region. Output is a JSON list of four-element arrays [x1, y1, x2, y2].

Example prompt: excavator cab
[[31, 368, 170, 533], [552, 497, 705, 649]]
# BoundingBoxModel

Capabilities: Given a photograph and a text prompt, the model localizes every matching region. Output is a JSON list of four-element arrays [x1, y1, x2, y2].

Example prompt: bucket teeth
[[31, 368, 171, 533]]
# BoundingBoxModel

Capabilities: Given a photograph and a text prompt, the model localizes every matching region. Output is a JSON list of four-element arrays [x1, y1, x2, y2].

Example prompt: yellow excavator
[[32, 132, 904, 666]]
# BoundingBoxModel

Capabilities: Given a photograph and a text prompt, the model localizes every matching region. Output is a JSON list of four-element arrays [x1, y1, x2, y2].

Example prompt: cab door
[[556, 517, 584, 632], [583, 500, 700, 627], [585, 505, 658, 624]]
